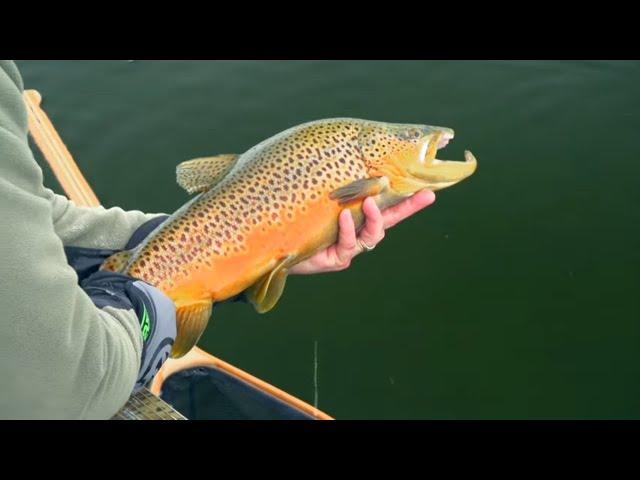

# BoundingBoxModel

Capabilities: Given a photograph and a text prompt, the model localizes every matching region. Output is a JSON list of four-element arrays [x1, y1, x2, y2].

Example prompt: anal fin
[[171, 299, 213, 358]]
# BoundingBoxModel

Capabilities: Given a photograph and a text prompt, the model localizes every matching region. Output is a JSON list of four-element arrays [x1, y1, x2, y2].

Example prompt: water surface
[[17, 60, 640, 419]]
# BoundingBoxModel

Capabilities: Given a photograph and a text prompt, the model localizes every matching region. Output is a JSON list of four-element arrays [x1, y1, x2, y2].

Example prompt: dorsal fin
[[176, 154, 239, 194]]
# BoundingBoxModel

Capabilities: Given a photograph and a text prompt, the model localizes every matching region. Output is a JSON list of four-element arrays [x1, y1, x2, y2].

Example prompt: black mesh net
[[159, 367, 314, 420]]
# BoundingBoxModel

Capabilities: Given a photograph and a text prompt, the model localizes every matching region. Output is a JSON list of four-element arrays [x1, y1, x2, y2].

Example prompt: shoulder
[[0, 60, 24, 92], [0, 60, 28, 139]]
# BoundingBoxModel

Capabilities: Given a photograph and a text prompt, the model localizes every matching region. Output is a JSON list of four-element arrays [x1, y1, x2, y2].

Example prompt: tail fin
[[101, 250, 133, 273]]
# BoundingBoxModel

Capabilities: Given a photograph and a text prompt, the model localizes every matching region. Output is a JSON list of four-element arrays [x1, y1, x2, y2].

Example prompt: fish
[[101, 118, 477, 358]]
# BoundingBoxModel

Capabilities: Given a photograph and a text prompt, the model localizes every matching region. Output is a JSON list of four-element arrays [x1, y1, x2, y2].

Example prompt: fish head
[[358, 121, 477, 194]]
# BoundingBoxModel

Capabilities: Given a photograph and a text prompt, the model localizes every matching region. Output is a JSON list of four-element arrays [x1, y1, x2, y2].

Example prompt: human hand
[[82, 271, 177, 391], [289, 190, 436, 275]]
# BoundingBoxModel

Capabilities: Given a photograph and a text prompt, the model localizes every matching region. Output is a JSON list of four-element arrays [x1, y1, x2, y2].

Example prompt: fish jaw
[[360, 123, 476, 195], [408, 149, 477, 191], [404, 130, 477, 192]]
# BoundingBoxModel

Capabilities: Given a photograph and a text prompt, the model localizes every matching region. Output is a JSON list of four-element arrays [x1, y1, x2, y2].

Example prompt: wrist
[[125, 281, 177, 391]]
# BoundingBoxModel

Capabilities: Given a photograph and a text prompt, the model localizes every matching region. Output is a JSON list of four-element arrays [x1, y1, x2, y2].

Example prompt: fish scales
[[130, 121, 365, 295]]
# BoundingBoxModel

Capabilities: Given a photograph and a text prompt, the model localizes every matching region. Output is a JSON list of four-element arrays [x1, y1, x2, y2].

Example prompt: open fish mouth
[[411, 129, 477, 191], [436, 129, 455, 150]]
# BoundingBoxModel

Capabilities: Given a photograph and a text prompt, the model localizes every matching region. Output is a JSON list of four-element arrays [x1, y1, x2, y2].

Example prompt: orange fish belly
[[164, 196, 341, 306]]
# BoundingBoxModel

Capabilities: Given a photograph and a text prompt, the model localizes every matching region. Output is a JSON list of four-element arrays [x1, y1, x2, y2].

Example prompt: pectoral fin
[[329, 176, 390, 204], [176, 154, 239, 194], [171, 299, 213, 358], [246, 256, 295, 313]]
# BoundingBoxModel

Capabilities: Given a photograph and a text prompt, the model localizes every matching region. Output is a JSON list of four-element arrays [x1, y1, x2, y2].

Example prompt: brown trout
[[102, 118, 477, 357]]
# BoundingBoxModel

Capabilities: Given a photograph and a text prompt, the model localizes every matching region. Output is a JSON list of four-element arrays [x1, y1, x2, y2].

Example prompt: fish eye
[[398, 128, 422, 140]]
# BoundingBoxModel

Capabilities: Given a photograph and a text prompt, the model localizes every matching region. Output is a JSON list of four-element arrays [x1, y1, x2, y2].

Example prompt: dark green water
[[17, 60, 640, 419]]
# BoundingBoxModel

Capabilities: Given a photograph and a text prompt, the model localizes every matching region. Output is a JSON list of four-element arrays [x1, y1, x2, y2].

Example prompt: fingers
[[334, 208, 358, 268], [335, 193, 423, 268], [290, 191, 436, 276], [381, 190, 436, 229], [334, 198, 385, 267], [359, 197, 385, 247]]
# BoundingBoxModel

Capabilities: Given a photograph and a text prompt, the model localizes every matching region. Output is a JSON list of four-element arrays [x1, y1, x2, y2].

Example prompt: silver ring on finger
[[357, 238, 376, 252]]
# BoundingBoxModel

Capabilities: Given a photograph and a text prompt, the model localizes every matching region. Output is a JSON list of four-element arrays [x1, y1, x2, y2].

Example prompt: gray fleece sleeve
[[45, 187, 163, 250], [0, 60, 147, 419]]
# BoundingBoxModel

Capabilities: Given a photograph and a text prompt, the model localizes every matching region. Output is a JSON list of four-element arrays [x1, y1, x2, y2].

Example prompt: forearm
[[0, 180, 143, 419], [45, 187, 165, 250]]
